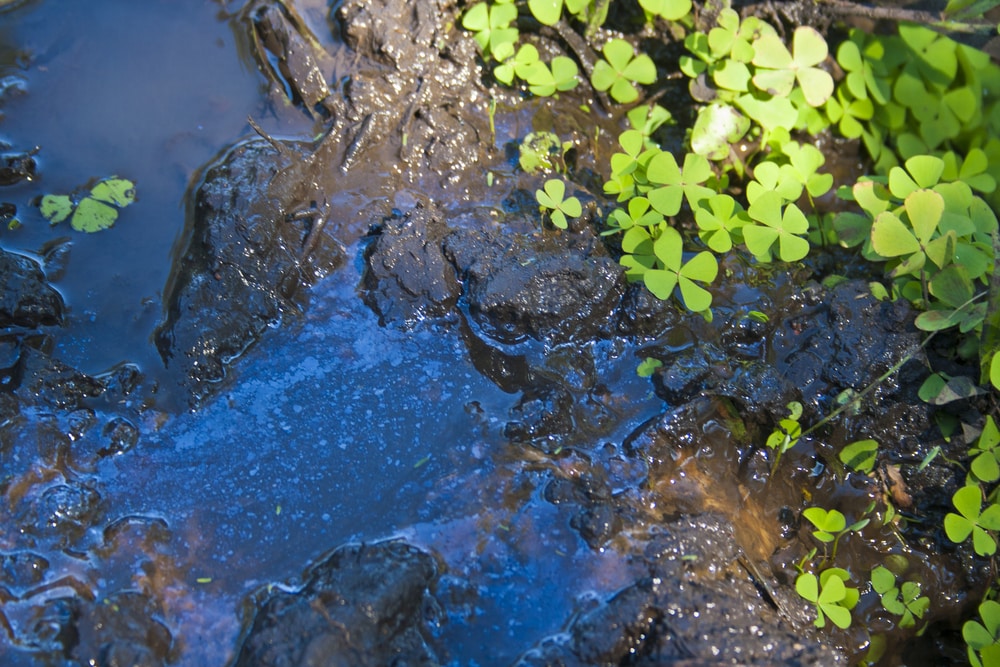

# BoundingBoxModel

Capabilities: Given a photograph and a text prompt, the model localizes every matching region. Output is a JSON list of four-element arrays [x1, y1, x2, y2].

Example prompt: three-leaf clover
[[694, 194, 749, 252], [621, 226, 718, 311], [944, 484, 1000, 556], [869, 189, 951, 278], [795, 569, 855, 629], [535, 178, 581, 229], [591, 38, 657, 104], [969, 417, 1000, 483]]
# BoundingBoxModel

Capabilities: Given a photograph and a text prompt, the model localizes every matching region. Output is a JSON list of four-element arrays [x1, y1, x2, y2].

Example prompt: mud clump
[[445, 224, 626, 345], [362, 203, 460, 324], [154, 139, 344, 402], [234, 540, 440, 667]]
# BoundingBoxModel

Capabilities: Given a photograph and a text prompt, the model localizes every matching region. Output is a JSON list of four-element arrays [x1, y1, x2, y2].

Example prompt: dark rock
[[504, 383, 574, 451], [362, 203, 460, 324], [235, 540, 440, 667], [155, 139, 344, 403], [445, 226, 626, 344], [515, 516, 845, 666], [0, 249, 63, 328]]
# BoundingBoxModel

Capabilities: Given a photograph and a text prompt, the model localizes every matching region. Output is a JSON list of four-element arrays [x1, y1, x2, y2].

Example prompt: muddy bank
[[0, 0, 993, 664]]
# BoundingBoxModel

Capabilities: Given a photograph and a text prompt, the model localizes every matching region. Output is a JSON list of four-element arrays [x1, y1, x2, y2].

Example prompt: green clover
[[638, 0, 691, 21], [745, 192, 810, 262], [645, 151, 715, 215], [638, 226, 718, 311], [795, 570, 854, 630], [944, 484, 1000, 556], [751, 27, 834, 107], [462, 2, 518, 61], [591, 38, 656, 104], [694, 194, 748, 252], [965, 600, 1000, 667], [535, 178, 582, 229]]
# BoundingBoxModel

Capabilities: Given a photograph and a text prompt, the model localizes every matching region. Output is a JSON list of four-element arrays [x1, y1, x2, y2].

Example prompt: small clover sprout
[[944, 484, 1000, 556], [968, 417, 1000, 484], [751, 27, 834, 107], [519, 131, 570, 173], [803, 506, 869, 560], [591, 38, 656, 104], [871, 566, 929, 629], [636, 356, 663, 377], [535, 178, 581, 229], [795, 568, 856, 629]]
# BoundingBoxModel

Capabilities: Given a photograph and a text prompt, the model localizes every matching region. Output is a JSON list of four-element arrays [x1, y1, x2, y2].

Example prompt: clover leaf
[[495, 44, 542, 86], [591, 38, 656, 104], [535, 178, 581, 229], [870, 189, 952, 277], [638, 0, 691, 21], [969, 417, 1000, 483], [645, 151, 715, 215], [690, 102, 750, 161], [746, 161, 803, 204], [605, 196, 663, 234], [751, 27, 834, 107], [745, 192, 810, 262], [462, 2, 518, 61], [795, 570, 853, 629], [641, 226, 718, 311], [636, 356, 663, 377], [826, 88, 874, 139], [839, 438, 879, 474], [694, 194, 748, 252], [871, 566, 928, 629], [965, 600, 1000, 667], [944, 484, 1000, 556], [39, 176, 136, 233]]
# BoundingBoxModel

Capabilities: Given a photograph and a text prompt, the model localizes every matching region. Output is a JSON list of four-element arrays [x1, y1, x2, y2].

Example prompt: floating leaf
[[40, 194, 73, 224], [89, 177, 135, 207], [71, 197, 119, 233]]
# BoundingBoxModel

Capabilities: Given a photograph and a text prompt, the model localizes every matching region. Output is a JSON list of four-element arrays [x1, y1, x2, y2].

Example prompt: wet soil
[[0, 0, 994, 665]]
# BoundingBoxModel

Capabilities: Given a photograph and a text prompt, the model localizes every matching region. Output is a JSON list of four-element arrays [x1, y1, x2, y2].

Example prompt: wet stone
[[235, 539, 440, 667], [361, 203, 460, 324], [99, 417, 138, 457], [155, 139, 344, 403], [444, 226, 625, 345], [0, 551, 49, 591], [0, 249, 63, 329]]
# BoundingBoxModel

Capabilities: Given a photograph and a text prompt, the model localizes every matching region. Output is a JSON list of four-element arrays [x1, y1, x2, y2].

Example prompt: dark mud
[[0, 0, 993, 665]]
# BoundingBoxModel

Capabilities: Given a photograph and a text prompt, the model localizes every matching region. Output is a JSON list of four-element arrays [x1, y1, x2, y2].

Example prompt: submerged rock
[[234, 540, 440, 667]]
